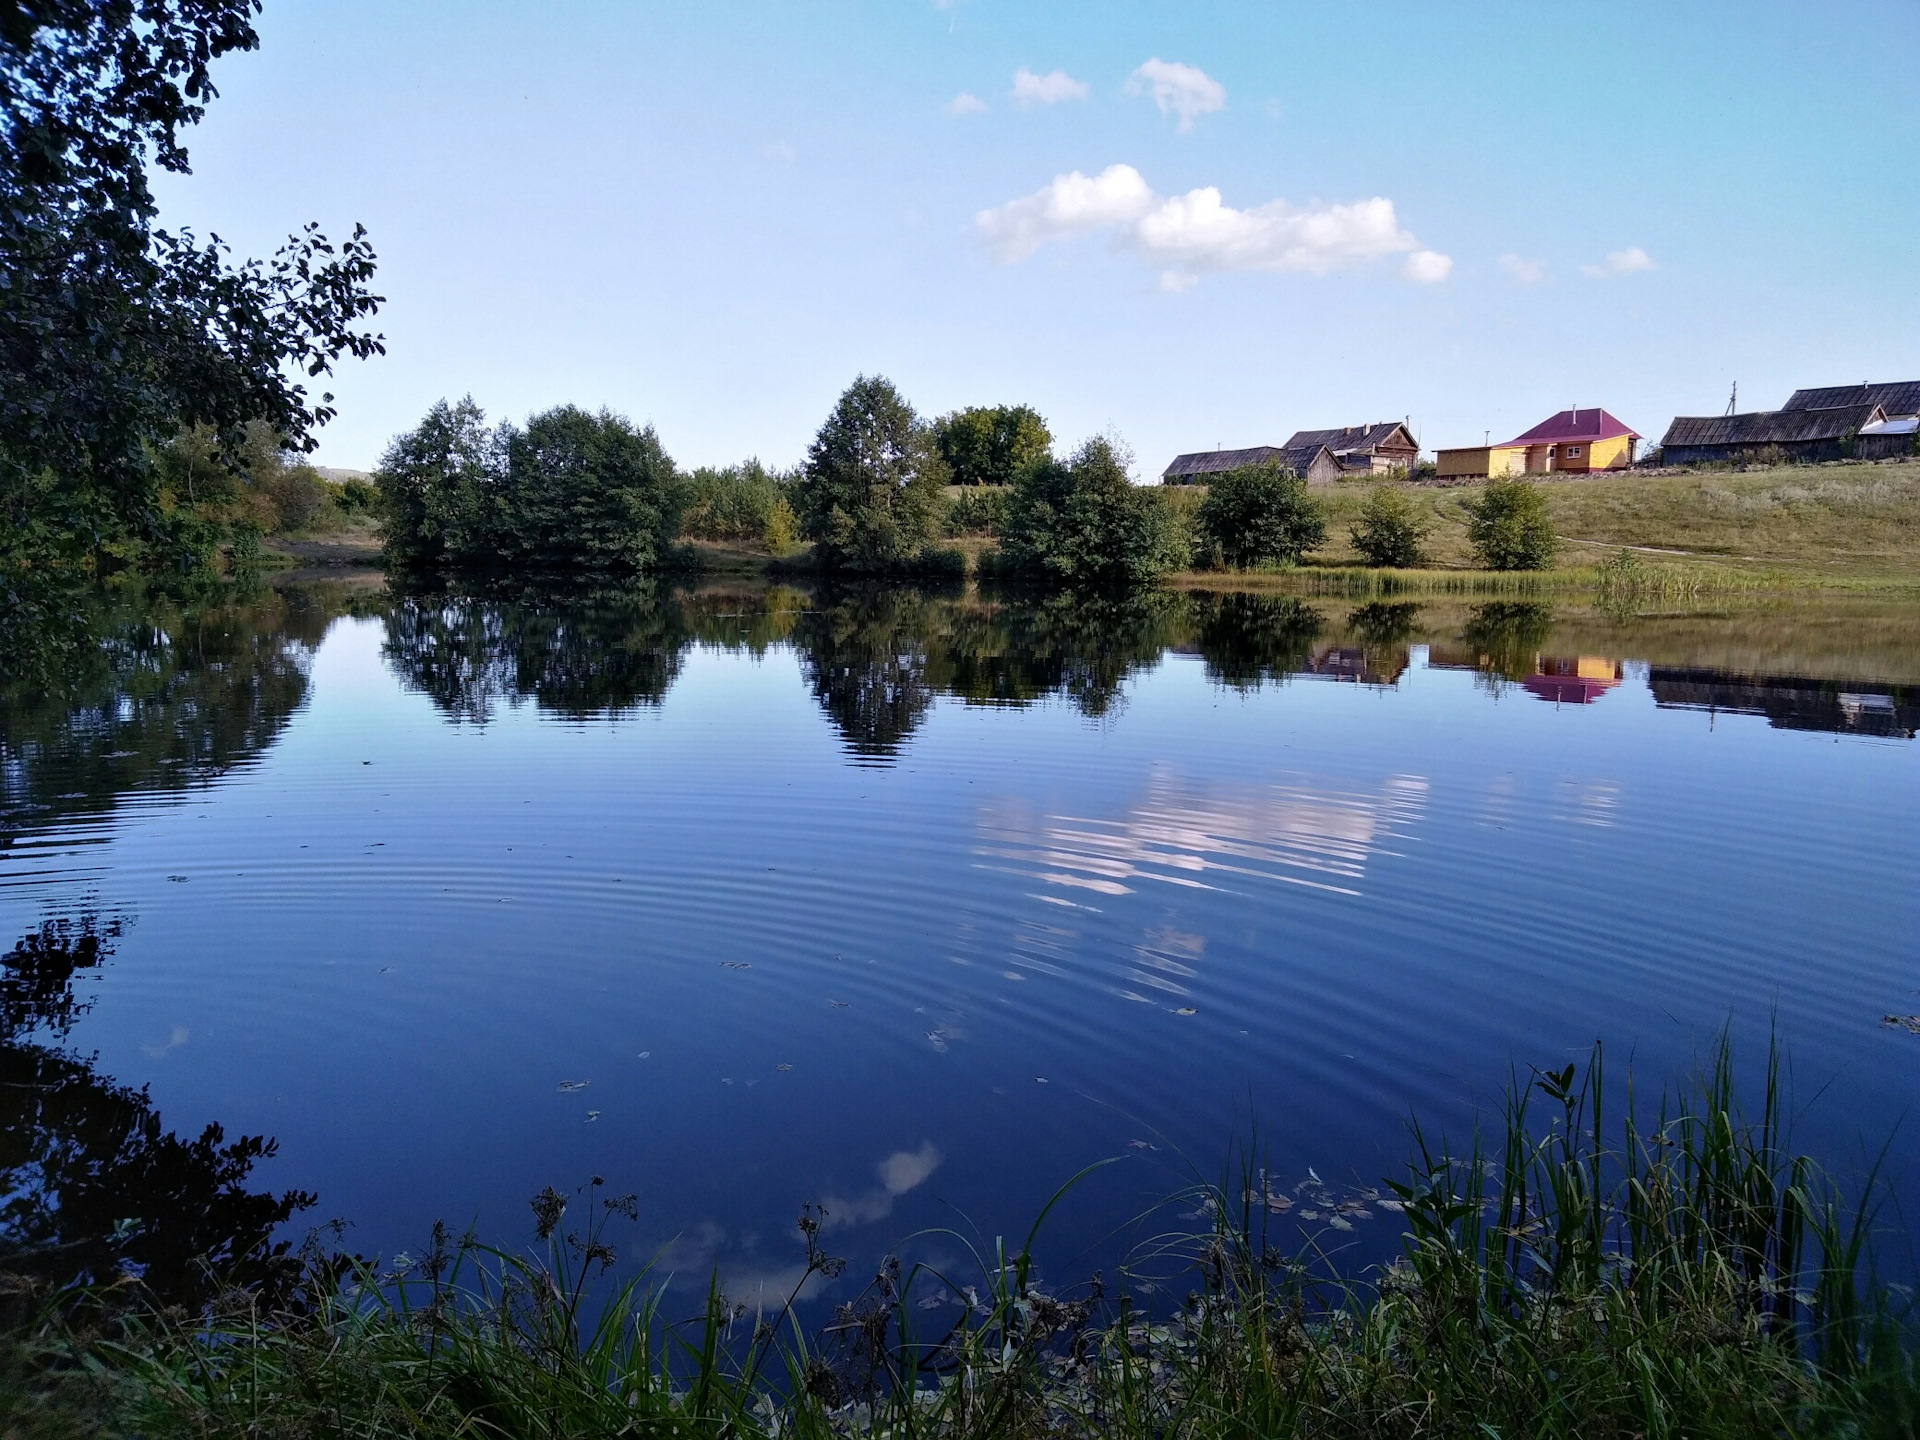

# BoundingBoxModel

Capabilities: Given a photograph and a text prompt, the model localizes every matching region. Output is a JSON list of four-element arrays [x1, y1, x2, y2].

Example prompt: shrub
[[1349, 482, 1432, 567], [995, 435, 1178, 586], [1464, 478, 1558, 570], [1195, 463, 1326, 569], [933, 405, 1052, 487], [794, 376, 948, 572]]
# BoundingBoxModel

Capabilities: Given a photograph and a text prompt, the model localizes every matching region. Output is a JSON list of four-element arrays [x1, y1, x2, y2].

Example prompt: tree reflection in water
[[0, 917, 315, 1309]]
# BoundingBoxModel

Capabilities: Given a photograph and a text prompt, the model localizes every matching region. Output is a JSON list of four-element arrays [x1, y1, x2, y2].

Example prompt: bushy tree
[[996, 435, 1178, 586], [374, 398, 503, 569], [934, 405, 1052, 487], [1464, 479, 1558, 570], [1349, 483, 1432, 568], [795, 376, 949, 572], [1, 2, 383, 574], [497, 407, 678, 571], [1195, 463, 1326, 569], [375, 401, 678, 573]]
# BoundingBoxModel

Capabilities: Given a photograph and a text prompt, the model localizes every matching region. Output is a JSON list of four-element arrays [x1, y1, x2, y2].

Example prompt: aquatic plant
[[5, 1034, 1911, 1438]]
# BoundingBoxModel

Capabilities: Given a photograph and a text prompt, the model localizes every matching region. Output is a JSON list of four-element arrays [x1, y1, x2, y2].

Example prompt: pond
[[2, 578, 1917, 1309]]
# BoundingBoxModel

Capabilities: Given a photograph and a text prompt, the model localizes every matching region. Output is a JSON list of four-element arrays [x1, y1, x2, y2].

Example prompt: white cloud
[[946, 91, 987, 116], [978, 168, 1448, 287], [1499, 253, 1548, 284], [1011, 67, 1090, 106], [975, 163, 1156, 262], [1581, 246, 1655, 278], [763, 139, 795, 162], [1126, 58, 1226, 132]]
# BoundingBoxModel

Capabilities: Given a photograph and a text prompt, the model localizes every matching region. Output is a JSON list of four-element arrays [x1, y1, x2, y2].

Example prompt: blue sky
[[152, 0, 1920, 475]]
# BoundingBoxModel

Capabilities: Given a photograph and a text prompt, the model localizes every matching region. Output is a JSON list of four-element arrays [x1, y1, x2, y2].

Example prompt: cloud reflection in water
[[976, 767, 1429, 901]]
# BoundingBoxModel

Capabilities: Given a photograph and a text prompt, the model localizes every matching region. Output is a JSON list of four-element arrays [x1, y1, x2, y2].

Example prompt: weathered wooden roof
[[1162, 445, 1291, 478], [1282, 422, 1417, 455], [1782, 381, 1920, 416], [1660, 403, 1884, 449]]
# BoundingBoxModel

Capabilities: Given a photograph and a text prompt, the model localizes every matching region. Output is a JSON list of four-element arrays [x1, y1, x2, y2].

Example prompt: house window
[[1566, 446, 1582, 457]]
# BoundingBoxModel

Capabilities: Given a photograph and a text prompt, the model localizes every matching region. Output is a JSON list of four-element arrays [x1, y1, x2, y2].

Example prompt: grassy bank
[[4, 1040, 1915, 1438]]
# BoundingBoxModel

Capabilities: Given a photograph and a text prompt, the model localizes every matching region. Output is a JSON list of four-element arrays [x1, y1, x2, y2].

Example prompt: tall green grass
[[10, 1036, 1915, 1438]]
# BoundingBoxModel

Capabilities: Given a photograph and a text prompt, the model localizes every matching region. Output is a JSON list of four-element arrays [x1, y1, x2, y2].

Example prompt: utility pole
[[1724, 382, 1737, 416]]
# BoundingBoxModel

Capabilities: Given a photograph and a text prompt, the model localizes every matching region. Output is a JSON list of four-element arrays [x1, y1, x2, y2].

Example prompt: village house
[[1280, 422, 1419, 479], [1162, 422, 1418, 486], [1436, 409, 1641, 480]]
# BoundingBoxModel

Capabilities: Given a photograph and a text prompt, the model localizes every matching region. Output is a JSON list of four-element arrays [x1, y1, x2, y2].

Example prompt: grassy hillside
[[1304, 462, 1920, 583]]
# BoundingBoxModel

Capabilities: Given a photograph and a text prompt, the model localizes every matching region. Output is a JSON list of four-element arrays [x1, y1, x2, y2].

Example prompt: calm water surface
[[2, 581, 1916, 1301]]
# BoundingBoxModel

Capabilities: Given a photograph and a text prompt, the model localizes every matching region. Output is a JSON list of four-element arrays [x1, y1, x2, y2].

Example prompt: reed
[[10, 1036, 1914, 1438]]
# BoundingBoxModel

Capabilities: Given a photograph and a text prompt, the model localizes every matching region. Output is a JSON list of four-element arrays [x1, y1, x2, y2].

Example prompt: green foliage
[[764, 495, 800, 555], [933, 404, 1053, 487], [375, 400, 679, 573], [333, 476, 379, 515], [995, 435, 1179, 586], [944, 485, 1010, 537], [795, 376, 949, 573], [675, 460, 793, 543], [1348, 481, 1433, 567], [1194, 463, 1327, 569], [1465, 477, 1559, 570], [0, 3, 383, 575]]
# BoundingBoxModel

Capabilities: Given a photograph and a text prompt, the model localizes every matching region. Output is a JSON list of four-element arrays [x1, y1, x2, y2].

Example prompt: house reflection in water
[[1648, 668, 1917, 739], [1301, 645, 1411, 687], [1522, 656, 1624, 705], [1425, 646, 1623, 705]]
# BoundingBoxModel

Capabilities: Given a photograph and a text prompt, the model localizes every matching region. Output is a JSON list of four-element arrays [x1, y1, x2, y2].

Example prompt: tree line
[[378, 374, 1562, 585]]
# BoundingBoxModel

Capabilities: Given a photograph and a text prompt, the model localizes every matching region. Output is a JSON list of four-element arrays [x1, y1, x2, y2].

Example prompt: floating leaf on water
[[557, 1080, 590, 1092], [743, 1078, 759, 1087], [1376, 1199, 1405, 1212], [637, 1051, 651, 1059], [1308, 1167, 1323, 1184], [721, 961, 752, 970], [1034, 1076, 1049, 1084], [1130, 1140, 1159, 1151], [166, 875, 188, 883], [776, 1063, 793, 1071], [1882, 1014, 1920, 1034], [1173, 1007, 1197, 1016], [721, 1077, 735, 1085], [926, 1029, 949, 1052], [829, 999, 849, 1008], [1298, 1210, 1320, 1220], [585, 1110, 600, 1122], [1327, 1215, 1353, 1231]]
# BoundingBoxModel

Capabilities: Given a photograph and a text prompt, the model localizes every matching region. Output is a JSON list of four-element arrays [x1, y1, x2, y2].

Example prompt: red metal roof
[[1499, 408, 1641, 446]]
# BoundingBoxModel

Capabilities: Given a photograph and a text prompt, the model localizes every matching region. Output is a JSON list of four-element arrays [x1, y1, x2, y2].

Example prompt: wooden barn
[[1658, 402, 1885, 466], [1163, 444, 1300, 484]]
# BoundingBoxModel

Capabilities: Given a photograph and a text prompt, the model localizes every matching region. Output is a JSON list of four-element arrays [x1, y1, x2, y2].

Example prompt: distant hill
[[315, 466, 372, 484]]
